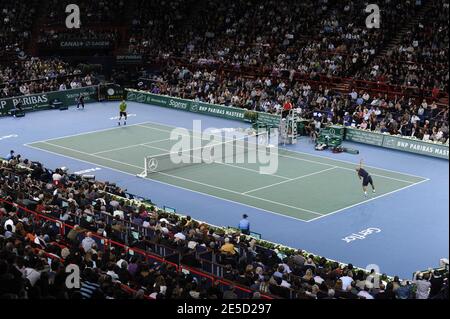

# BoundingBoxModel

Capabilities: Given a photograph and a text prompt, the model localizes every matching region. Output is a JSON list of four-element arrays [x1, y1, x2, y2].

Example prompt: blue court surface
[[1, 101, 448, 278]]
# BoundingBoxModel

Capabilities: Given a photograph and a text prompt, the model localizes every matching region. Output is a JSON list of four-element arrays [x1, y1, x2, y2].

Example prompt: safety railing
[[0, 198, 274, 299]]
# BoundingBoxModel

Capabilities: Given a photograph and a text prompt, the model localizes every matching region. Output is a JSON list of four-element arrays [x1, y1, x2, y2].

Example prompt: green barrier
[[0, 86, 98, 117], [345, 127, 449, 160], [125, 89, 281, 127], [346, 127, 384, 146]]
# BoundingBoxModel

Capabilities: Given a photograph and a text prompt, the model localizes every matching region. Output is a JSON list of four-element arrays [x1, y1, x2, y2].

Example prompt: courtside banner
[[125, 89, 281, 126], [345, 127, 449, 160], [0, 86, 98, 116]]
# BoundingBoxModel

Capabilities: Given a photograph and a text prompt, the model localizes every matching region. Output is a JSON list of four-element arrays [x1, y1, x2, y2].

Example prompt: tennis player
[[118, 100, 127, 126], [356, 159, 376, 196]]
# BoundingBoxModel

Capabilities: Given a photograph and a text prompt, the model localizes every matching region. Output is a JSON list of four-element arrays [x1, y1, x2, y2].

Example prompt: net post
[[137, 157, 148, 178]]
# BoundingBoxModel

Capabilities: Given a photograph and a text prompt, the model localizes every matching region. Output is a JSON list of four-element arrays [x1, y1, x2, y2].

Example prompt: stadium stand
[[0, 0, 448, 300], [1, 156, 448, 299]]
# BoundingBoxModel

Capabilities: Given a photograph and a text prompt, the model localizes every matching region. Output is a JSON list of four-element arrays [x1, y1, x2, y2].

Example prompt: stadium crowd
[[0, 155, 448, 299], [140, 66, 449, 144], [355, 0, 449, 91], [128, 0, 446, 92]]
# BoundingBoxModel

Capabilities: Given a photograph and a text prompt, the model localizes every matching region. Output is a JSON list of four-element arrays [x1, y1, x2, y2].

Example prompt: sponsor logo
[[190, 102, 200, 112], [127, 92, 137, 101], [342, 227, 381, 243], [107, 88, 115, 96], [136, 94, 146, 103], [147, 158, 159, 172], [168, 120, 279, 175], [168, 99, 189, 110], [13, 95, 48, 107]]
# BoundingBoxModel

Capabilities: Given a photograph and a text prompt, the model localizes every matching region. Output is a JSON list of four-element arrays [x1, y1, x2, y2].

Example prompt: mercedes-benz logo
[[191, 102, 200, 112], [127, 92, 136, 100], [136, 94, 146, 103], [147, 158, 159, 172]]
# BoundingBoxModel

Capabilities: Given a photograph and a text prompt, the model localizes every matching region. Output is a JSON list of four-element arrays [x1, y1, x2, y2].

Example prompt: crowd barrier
[[0, 198, 275, 299]]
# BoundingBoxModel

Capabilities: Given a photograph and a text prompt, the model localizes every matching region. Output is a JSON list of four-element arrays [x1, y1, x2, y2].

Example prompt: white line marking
[[23, 143, 316, 223], [28, 141, 323, 217], [93, 137, 176, 155], [110, 114, 137, 120], [150, 170, 324, 216], [275, 151, 417, 185], [134, 120, 430, 181], [306, 178, 431, 222], [25, 120, 157, 144], [278, 148, 428, 181], [139, 143, 290, 181], [243, 167, 338, 194], [88, 124, 291, 180], [24, 119, 431, 222], [29, 118, 427, 184], [135, 123, 427, 184]]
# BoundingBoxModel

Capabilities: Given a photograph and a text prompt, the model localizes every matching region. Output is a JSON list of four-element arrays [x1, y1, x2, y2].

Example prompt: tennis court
[[25, 121, 429, 222]]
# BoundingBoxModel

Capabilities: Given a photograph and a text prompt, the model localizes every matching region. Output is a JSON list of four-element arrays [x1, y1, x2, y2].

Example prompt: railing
[[0, 198, 274, 299], [16, 232, 154, 299], [159, 57, 448, 102]]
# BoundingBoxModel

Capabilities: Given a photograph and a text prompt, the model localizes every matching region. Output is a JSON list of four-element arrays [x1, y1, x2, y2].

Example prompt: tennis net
[[137, 132, 269, 177]]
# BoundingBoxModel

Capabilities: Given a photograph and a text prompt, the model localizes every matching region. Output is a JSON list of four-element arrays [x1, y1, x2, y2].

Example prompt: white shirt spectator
[[20, 84, 30, 95], [411, 114, 420, 124], [113, 210, 124, 219], [414, 276, 431, 299], [340, 274, 354, 291], [357, 290, 374, 299], [52, 172, 62, 182], [174, 232, 186, 241], [81, 236, 96, 253], [70, 80, 78, 89]]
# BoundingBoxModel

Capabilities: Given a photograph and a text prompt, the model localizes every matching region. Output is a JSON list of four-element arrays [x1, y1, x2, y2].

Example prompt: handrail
[[0, 198, 274, 299], [28, 242, 155, 299]]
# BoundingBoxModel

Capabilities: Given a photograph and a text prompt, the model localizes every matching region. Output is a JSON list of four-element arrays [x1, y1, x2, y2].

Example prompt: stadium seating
[[1, 157, 448, 299], [0, 0, 448, 300]]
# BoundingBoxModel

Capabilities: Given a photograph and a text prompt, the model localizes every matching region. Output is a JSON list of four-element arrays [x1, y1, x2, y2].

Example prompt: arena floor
[[1, 101, 448, 278], [26, 121, 427, 222]]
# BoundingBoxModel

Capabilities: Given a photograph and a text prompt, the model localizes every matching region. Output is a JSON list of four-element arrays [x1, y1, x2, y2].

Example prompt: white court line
[[278, 148, 429, 181], [135, 120, 430, 181], [243, 167, 338, 194], [24, 119, 431, 222], [92, 129, 291, 181], [139, 143, 291, 181], [306, 178, 431, 223], [24, 140, 431, 223], [152, 170, 324, 216], [275, 151, 417, 185], [23, 143, 321, 223], [135, 123, 425, 184], [27, 116, 430, 182], [26, 120, 156, 144], [33, 141, 323, 217], [92, 137, 176, 155], [28, 119, 428, 184]]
